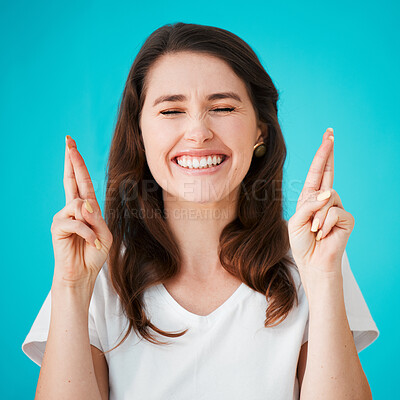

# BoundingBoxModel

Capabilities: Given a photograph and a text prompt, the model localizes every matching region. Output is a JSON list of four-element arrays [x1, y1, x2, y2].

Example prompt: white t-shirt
[[22, 248, 379, 400]]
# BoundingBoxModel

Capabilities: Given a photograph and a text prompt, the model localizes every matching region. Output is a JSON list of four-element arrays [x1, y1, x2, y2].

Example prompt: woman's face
[[139, 51, 263, 204]]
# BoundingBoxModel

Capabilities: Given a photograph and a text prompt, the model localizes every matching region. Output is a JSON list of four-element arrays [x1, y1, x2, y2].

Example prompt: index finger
[[64, 135, 79, 204], [302, 128, 334, 193], [320, 129, 334, 189], [67, 138, 98, 205]]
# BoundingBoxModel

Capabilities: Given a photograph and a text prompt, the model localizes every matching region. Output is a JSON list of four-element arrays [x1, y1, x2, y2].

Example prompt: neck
[[162, 189, 239, 282]]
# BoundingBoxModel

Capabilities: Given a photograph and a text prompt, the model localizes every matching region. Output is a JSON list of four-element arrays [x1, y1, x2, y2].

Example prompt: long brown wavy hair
[[103, 22, 298, 354]]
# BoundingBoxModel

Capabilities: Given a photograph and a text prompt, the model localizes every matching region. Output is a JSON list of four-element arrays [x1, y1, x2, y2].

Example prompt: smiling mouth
[[173, 155, 228, 170]]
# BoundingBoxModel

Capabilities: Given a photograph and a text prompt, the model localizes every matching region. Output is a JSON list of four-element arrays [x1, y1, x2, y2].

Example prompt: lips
[[173, 154, 227, 165], [171, 149, 228, 161], [171, 154, 229, 174]]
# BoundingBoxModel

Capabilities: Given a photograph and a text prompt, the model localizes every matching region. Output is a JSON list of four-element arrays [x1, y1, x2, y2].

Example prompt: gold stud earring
[[253, 142, 266, 158]]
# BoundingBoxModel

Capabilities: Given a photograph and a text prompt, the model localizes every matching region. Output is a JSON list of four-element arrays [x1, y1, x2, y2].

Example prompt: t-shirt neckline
[[156, 281, 249, 324]]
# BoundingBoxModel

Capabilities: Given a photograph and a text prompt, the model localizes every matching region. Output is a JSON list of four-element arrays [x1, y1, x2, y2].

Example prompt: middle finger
[[301, 128, 334, 194], [67, 137, 99, 207], [64, 135, 79, 204]]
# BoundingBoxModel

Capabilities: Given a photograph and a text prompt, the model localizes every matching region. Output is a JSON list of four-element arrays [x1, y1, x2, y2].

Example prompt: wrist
[[52, 269, 97, 290], [300, 267, 344, 305], [51, 278, 96, 311]]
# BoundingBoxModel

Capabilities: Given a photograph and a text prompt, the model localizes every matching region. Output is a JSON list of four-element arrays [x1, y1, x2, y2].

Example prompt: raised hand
[[287, 128, 355, 285], [50, 135, 113, 289]]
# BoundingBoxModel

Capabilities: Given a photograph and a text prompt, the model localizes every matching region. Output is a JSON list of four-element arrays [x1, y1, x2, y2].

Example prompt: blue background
[[1, 0, 398, 398]]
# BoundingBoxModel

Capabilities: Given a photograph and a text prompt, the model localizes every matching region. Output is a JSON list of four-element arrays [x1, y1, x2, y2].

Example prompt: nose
[[184, 114, 213, 144]]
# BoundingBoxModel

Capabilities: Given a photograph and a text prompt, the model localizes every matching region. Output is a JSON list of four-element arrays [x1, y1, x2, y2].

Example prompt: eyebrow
[[152, 91, 242, 107]]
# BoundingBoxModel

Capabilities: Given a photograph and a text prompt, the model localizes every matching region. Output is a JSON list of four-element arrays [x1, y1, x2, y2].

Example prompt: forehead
[[144, 52, 248, 100]]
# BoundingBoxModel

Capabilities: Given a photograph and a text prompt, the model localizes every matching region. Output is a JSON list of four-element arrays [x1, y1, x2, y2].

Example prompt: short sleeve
[[21, 275, 105, 367], [301, 318, 309, 346], [301, 249, 380, 353]]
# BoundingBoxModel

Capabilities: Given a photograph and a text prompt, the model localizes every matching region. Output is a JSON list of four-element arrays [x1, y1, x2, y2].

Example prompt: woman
[[22, 22, 379, 399]]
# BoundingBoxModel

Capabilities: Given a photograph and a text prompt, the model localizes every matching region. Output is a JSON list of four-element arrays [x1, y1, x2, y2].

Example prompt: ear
[[256, 121, 268, 143]]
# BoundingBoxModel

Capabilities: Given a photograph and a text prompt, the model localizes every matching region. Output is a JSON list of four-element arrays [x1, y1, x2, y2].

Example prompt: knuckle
[[53, 208, 63, 220], [308, 165, 321, 174], [299, 190, 310, 202], [303, 180, 318, 190], [52, 215, 62, 227], [82, 176, 91, 184], [308, 191, 319, 202], [74, 220, 85, 233], [327, 205, 338, 216], [51, 217, 62, 233], [74, 198, 86, 215], [73, 197, 83, 207], [78, 218, 89, 229], [87, 227, 95, 238]]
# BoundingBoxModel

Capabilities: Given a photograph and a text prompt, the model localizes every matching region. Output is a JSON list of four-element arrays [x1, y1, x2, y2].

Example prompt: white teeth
[[176, 154, 225, 169]]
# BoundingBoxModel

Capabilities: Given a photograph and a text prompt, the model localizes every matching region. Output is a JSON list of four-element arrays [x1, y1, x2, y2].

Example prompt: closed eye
[[160, 108, 235, 115], [212, 108, 235, 113], [160, 110, 183, 115]]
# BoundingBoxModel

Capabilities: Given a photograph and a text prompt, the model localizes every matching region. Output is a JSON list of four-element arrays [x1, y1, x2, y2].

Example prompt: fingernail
[[65, 135, 72, 151], [85, 199, 94, 213], [311, 217, 320, 232], [317, 190, 331, 201], [316, 230, 323, 241], [95, 238, 102, 250], [327, 128, 334, 142]]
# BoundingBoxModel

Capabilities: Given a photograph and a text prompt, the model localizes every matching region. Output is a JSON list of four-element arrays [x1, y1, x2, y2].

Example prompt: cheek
[[212, 115, 246, 132], [215, 116, 255, 144], [142, 120, 176, 159], [217, 118, 255, 158], [225, 121, 257, 179]]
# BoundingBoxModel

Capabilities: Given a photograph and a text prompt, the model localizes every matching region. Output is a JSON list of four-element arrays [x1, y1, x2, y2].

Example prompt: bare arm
[[297, 341, 308, 390], [35, 135, 113, 399], [35, 283, 104, 400], [299, 273, 372, 400], [91, 345, 109, 400]]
